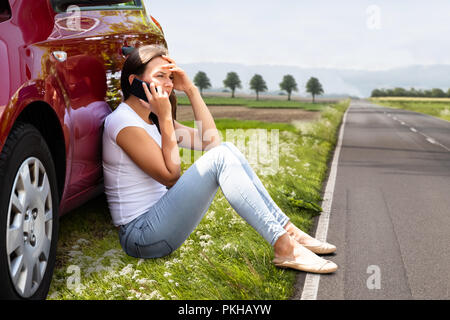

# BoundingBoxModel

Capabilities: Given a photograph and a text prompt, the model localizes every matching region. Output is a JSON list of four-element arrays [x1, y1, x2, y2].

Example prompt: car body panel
[[0, 0, 167, 215]]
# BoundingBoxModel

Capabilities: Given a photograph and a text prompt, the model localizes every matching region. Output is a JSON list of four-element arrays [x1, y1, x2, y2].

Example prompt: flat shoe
[[272, 257, 338, 274], [302, 241, 336, 254]]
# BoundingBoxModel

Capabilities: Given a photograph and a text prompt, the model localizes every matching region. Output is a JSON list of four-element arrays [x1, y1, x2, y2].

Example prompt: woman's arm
[[161, 55, 221, 151], [116, 121, 181, 188], [185, 85, 221, 151], [116, 82, 181, 188]]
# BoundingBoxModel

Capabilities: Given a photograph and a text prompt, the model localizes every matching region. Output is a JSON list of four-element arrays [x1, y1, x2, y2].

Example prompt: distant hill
[[178, 62, 450, 98]]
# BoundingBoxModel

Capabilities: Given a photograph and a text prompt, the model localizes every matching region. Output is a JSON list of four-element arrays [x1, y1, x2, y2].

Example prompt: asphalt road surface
[[312, 100, 450, 299]]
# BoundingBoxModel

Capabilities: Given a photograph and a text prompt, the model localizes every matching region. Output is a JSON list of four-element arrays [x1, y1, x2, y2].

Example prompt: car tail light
[[151, 16, 164, 34]]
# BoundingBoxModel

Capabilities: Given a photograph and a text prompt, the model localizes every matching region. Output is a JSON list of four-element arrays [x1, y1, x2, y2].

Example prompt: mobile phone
[[130, 78, 157, 102]]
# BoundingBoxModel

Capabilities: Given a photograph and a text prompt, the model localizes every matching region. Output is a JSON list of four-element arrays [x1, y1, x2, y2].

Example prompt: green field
[[47, 100, 350, 300], [177, 96, 329, 111], [372, 98, 450, 122]]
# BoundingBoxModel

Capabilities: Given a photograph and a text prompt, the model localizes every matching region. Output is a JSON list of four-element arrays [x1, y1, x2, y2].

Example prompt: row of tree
[[193, 71, 324, 102], [371, 87, 450, 98]]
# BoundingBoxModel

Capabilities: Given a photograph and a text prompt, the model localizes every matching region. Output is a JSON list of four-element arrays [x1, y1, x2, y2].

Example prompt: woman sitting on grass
[[102, 45, 338, 274]]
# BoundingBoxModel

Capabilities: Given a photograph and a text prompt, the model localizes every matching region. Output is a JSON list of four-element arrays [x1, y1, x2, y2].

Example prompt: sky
[[144, 0, 450, 71]]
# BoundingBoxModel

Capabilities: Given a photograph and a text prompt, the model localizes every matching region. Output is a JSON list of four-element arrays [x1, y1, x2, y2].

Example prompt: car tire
[[0, 122, 60, 300]]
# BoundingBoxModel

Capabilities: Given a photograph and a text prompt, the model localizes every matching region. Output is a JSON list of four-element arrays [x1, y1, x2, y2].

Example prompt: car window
[[0, 1, 11, 23], [78, 0, 142, 11], [51, 0, 142, 13]]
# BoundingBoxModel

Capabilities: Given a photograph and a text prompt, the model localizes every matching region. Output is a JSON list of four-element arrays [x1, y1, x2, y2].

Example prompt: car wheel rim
[[6, 157, 53, 298]]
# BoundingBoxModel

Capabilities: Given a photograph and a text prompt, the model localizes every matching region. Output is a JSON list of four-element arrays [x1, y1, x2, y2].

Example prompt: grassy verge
[[47, 99, 350, 300], [177, 96, 329, 111], [371, 98, 450, 122]]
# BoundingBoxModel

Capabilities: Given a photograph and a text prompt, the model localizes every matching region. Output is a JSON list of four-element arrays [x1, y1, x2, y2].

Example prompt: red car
[[0, 0, 167, 299]]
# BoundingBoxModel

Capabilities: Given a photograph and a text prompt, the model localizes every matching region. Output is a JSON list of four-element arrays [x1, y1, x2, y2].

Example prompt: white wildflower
[[206, 210, 216, 220], [67, 250, 82, 257], [168, 292, 177, 299], [128, 289, 141, 299], [76, 238, 90, 245], [48, 291, 60, 299], [119, 264, 134, 276], [136, 278, 157, 286], [103, 249, 121, 258], [222, 243, 237, 252], [73, 283, 86, 295], [148, 290, 163, 300], [222, 243, 232, 250], [111, 283, 123, 290], [132, 270, 142, 280]]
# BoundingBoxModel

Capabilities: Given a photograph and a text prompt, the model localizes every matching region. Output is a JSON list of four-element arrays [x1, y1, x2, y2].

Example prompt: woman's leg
[[119, 142, 288, 259], [221, 142, 335, 250], [221, 141, 290, 227]]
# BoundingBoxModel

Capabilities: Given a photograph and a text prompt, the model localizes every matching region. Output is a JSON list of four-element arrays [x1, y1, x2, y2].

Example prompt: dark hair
[[120, 45, 177, 132]]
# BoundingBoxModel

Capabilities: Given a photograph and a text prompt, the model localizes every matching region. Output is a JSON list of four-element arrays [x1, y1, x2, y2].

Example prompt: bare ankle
[[273, 233, 295, 258]]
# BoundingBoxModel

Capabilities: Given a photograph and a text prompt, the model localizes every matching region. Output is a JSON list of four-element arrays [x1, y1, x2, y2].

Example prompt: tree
[[249, 74, 267, 101], [431, 88, 446, 98], [305, 77, 324, 103], [393, 87, 407, 97], [424, 90, 432, 97], [447, 88, 450, 98], [193, 71, 211, 96], [279, 75, 298, 101], [371, 88, 384, 97], [386, 89, 395, 97], [408, 87, 418, 97], [223, 72, 242, 98]]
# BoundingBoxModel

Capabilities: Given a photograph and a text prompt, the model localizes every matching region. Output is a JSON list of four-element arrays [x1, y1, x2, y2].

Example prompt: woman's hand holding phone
[[142, 82, 171, 119]]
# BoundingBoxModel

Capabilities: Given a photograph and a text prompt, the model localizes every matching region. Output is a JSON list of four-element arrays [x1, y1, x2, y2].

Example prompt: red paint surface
[[0, 0, 167, 214]]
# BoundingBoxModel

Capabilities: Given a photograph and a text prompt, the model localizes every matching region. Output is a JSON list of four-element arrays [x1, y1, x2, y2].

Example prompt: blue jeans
[[118, 141, 290, 259]]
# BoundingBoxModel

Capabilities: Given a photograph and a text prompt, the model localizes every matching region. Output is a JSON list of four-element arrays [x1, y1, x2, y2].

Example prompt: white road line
[[300, 102, 351, 300], [387, 112, 450, 152], [421, 133, 450, 151], [426, 137, 436, 144]]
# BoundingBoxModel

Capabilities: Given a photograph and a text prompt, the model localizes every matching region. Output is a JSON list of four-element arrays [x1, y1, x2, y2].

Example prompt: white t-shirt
[[102, 102, 168, 226]]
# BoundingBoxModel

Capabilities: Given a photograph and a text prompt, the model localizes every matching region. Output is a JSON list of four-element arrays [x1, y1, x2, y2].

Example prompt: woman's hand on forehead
[[159, 55, 194, 93], [161, 55, 176, 64]]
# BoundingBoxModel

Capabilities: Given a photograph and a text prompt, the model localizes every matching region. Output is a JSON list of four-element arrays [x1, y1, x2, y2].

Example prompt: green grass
[[372, 99, 450, 122], [177, 96, 329, 111], [47, 99, 350, 300]]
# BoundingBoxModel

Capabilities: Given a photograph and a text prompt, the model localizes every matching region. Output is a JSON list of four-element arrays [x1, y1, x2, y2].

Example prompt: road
[[298, 100, 450, 300]]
